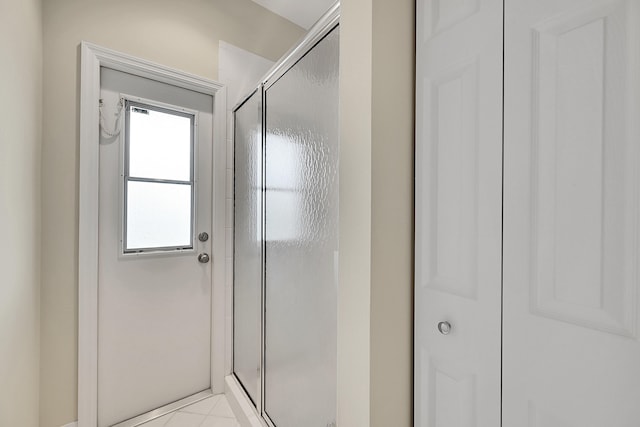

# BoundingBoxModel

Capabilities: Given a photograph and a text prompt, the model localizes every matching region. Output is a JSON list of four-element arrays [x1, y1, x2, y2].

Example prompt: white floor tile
[[209, 396, 235, 418], [200, 416, 240, 427], [163, 411, 207, 427], [179, 395, 222, 415], [134, 394, 239, 427]]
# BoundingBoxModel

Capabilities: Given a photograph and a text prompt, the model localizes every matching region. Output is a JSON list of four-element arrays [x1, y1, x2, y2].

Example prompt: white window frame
[[120, 95, 199, 256]]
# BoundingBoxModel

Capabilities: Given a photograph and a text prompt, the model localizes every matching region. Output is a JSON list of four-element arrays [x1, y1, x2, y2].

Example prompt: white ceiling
[[252, 0, 336, 30]]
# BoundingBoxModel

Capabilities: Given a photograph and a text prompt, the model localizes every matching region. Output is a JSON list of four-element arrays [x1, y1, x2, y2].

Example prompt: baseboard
[[61, 422, 78, 427], [225, 375, 265, 427]]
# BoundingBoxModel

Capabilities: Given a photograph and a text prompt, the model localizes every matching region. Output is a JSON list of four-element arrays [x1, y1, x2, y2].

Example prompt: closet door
[[414, 0, 503, 425], [503, 0, 640, 425]]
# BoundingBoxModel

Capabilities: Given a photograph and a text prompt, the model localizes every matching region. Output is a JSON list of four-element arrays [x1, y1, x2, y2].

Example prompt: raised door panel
[[423, 61, 479, 300], [428, 0, 479, 35], [430, 360, 476, 427], [530, 1, 637, 338]]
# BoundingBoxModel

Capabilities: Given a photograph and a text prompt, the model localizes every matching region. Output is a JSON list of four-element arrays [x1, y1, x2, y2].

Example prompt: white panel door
[[98, 68, 214, 427], [414, 0, 503, 425], [504, 0, 640, 425]]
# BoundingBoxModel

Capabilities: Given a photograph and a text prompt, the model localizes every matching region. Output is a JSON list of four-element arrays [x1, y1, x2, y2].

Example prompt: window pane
[[126, 181, 192, 250], [129, 106, 192, 181]]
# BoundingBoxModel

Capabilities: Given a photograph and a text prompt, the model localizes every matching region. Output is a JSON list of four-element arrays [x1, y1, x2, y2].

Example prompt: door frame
[[78, 42, 227, 427]]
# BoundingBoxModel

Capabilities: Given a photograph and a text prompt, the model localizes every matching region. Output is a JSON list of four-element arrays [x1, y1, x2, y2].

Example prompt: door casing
[[78, 42, 227, 427]]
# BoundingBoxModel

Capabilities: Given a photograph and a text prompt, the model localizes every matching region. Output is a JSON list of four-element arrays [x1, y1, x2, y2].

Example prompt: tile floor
[[141, 394, 239, 427]]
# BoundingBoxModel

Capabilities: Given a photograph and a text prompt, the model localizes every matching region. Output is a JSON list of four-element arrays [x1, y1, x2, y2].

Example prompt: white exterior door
[[503, 0, 640, 425], [97, 67, 214, 427], [414, 0, 503, 424]]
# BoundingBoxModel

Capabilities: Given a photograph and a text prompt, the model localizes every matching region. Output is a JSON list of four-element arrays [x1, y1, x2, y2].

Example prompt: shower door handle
[[198, 253, 210, 264]]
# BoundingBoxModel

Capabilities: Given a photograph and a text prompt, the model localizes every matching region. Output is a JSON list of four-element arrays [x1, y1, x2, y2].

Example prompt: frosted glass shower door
[[264, 27, 340, 427], [233, 89, 262, 405]]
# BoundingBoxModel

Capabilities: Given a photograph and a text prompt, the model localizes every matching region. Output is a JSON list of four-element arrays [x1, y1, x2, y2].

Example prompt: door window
[[123, 100, 195, 253]]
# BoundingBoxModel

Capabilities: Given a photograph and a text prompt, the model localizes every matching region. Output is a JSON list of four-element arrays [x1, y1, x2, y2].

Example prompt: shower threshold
[[111, 389, 213, 427]]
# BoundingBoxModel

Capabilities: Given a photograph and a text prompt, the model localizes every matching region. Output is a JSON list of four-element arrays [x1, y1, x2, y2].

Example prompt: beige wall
[[40, 2, 303, 425], [370, 0, 414, 424], [0, 0, 43, 426], [337, 0, 373, 425], [338, 0, 414, 425]]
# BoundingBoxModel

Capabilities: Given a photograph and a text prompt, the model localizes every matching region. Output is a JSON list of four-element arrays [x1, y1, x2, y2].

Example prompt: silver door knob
[[437, 321, 452, 335], [198, 253, 210, 263]]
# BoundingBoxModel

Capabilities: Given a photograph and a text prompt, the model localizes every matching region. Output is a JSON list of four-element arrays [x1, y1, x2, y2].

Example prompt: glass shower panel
[[264, 26, 339, 427], [233, 89, 262, 405]]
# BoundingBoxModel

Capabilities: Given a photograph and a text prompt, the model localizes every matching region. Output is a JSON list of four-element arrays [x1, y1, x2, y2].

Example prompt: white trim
[[225, 375, 267, 427], [212, 85, 229, 389], [61, 422, 78, 427], [224, 110, 235, 378], [233, 1, 341, 110], [112, 390, 213, 427], [78, 42, 226, 427], [118, 94, 199, 258]]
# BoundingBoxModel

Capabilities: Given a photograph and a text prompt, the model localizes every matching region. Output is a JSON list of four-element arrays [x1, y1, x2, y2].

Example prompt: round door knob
[[198, 253, 210, 264], [437, 321, 452, 335]]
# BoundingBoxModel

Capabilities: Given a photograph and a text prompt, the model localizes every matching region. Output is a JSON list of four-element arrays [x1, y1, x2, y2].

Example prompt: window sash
[[122, 99, 196, 254]]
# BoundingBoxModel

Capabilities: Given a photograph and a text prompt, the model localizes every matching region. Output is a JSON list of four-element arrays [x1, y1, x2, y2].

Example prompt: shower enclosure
[[232, 6, 340, 427]]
